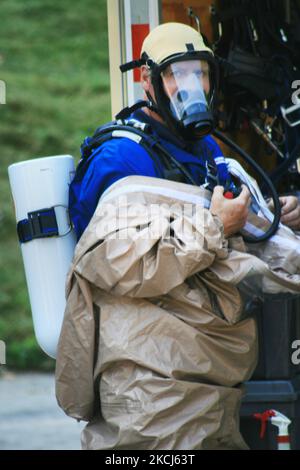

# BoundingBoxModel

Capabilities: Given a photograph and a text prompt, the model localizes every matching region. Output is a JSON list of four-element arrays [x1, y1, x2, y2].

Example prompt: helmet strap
[[145, 91, 161, 115]]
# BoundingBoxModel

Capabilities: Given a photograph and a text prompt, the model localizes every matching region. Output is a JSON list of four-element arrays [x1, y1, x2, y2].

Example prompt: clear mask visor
[[161, 60, 212, 123]]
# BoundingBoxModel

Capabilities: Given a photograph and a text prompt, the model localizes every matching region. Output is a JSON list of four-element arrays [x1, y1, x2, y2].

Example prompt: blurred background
[[0, 0, 110, 449], [0, 0, 110, 371], [1, 0, 300, 451]]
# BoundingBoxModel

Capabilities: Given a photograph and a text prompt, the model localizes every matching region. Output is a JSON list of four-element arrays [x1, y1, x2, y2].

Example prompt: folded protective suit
[[56, 175, 300, 450]]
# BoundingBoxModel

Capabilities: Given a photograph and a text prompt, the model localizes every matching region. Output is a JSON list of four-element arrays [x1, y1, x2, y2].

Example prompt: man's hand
[[210, 185, 251, 237], [268, 195, 300, 230], [278, 195, 300, 230]]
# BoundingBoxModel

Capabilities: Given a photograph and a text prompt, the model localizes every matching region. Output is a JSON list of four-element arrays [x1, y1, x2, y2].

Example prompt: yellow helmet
[[141, 22, 213, 66]]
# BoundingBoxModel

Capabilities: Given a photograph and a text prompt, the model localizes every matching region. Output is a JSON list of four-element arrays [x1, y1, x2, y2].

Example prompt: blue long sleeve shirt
[[69, 109, 229, 240]]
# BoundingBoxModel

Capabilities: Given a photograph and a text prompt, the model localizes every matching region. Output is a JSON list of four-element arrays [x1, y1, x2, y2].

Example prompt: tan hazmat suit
[[55, 175, 300, 450]]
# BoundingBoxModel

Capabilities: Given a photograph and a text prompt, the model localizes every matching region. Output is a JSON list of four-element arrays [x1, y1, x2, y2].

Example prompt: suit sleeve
[[75, 196, 228, 298]]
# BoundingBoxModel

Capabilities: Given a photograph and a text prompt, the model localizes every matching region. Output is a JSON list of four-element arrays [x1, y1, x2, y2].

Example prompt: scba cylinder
[[8, 155, 77, 359]]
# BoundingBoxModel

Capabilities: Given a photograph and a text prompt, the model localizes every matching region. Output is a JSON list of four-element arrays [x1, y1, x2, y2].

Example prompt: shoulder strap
[[80, 117, 200, 185]]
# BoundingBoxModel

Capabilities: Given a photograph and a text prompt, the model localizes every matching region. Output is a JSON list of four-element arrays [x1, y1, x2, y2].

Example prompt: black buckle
[[17, 207, 59, 243], [205, 161, 219, 191]]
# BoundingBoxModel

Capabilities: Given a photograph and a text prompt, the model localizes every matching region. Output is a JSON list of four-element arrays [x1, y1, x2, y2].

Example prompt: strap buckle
[[17, 205, 72, 243], [203, 161, 219, 191]]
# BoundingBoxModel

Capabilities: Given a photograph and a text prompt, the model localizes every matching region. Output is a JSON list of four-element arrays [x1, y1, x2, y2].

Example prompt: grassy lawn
[[0, 0, 111, 369]]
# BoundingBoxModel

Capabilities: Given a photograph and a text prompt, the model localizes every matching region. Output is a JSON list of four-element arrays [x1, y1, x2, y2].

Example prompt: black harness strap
[[81, 120, 200, 186]]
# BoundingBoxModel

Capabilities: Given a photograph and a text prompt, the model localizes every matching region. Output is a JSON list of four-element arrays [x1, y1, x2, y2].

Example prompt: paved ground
[[0, 371, 84, 450]]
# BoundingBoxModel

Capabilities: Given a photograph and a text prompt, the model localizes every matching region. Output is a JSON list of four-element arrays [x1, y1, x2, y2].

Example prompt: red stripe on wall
[[277, 435, 290, 443], [132, 23, 150, 82]]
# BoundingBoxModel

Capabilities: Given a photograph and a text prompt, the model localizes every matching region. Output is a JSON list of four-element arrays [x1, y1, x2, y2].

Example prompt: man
[[69, 23, 252, 241], [69, 23, 299, 240], [56, 23, 300, 450]]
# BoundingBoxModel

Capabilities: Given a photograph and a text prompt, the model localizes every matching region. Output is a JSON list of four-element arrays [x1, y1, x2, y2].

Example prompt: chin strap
[[145, 91, 161, 115]]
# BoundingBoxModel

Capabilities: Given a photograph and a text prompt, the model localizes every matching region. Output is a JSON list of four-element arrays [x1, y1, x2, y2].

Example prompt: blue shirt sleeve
[[70, 138, 162, 239]]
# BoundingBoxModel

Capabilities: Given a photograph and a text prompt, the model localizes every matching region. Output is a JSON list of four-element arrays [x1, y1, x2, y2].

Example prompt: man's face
[[161, 60, 211, 123], [140, 59, 210, 101], [161, 60, 210, 99], [140, 59, 212, 126]]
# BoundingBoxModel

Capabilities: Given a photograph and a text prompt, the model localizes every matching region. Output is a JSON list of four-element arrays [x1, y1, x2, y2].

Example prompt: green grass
[[0, 0, 111, 370]]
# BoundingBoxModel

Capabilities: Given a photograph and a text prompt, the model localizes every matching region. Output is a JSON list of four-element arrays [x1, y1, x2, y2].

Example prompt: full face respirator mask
[[151, 54, 217, 139], [120, 22, 218, 140]]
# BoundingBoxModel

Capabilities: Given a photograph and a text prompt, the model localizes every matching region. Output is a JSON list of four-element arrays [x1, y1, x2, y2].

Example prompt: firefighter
[[56, 22, 300, 450]]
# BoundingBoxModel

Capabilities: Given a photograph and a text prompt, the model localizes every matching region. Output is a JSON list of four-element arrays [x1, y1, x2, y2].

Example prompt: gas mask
[[159, 59, 215, 139]]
